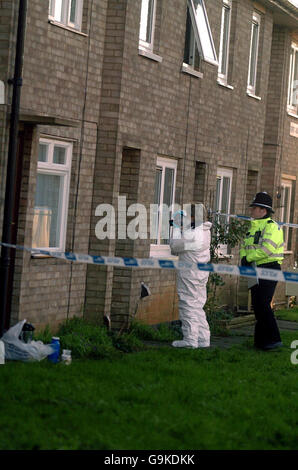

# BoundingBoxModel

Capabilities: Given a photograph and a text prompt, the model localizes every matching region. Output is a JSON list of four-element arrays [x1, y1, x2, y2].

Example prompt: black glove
[[241, 257, 251, 266]]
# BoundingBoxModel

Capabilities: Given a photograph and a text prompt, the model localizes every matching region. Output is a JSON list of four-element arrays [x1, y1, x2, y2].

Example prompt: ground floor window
[[215, 167, 233, 255], [280, 178, 294, 251], [32, 138, 72, 251], [150, 157, 177, 257]]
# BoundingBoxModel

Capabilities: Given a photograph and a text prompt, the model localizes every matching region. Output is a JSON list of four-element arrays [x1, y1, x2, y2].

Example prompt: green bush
[[57, 317, 116, 359], [35, 316, 181, 359], [34, 316, 205, 360]]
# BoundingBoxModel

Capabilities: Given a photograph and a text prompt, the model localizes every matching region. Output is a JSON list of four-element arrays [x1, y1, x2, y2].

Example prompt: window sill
[[247, 91, 261, 101], [284, 251, 293, 255], [48, 19, 88, 37], [181, 63, 203, 79], [217, 254, 234, 260], [31, 253, 52, 259], [150, 245, 173, 259], [31, 250, 65, 259], [287, 110, 298, 119], [217, 79, 234, 90], [138, 48, 162, 63]]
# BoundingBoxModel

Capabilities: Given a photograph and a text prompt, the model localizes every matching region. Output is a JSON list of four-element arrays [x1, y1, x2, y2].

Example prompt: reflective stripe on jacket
[[240, 217, 284, 266]]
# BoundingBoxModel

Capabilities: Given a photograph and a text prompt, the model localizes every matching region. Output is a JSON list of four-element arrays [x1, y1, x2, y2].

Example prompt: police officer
[[240, 192, 284, 351]]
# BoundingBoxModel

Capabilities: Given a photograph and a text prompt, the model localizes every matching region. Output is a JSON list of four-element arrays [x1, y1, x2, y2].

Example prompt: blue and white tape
[[211, 211, 298, 229], [1, 242, 298, 284]]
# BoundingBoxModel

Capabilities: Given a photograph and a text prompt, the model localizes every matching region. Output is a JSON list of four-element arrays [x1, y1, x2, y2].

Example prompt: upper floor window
[[287, 43, 298, 115], [139, 0, 157, 52], [247, 12, 261, 95], [32, 138, 72, 251], [184, 5, 201, 71], [49, 0, 83, 31], [218, 0, 232, 85], [183, 0, 218, 69]]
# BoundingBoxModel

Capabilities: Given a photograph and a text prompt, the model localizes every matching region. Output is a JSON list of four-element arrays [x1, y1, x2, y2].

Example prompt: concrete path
[[210, 319, 298, 350], [144, 320, 298, 350]]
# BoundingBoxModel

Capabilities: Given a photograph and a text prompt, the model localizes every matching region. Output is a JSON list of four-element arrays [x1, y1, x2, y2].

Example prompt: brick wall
[[262, 25, 298, 304], [4, 0, 108, 330], [95, 0, 276, 324], [1, 0, 297, 329]]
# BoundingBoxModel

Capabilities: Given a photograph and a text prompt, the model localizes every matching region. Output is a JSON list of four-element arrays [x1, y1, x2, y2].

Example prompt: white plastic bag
[[1, 319, 54, 362]]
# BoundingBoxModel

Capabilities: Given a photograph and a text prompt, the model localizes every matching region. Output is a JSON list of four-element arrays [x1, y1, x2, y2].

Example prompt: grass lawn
[[275, 306, 298, 322], [0, 331, 298, 451]]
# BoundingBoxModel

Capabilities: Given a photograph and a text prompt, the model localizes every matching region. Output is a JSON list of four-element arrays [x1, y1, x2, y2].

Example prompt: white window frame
[[186, 0, 218, 67], [287, 43, 298, 115], [247, 12, 261, 96], [280, 179, 293, 251], [33, 138, 72, 252], [218, 0, 232, 85], [49, 0, 83, 31], [139, 0, 157, 53], [215, 167, 233, 256], [183, 7, 200, 69], [150, 157, 177, 258], [183, 4, 202, 75]]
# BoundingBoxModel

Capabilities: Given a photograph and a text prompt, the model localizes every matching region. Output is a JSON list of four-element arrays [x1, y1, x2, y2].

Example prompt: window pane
[[283, 187, 289, 221], [282, 185, 290, 248], [152, 167, 162, 243], [163, 168, 174, 207], [215, 176, 221, 211], [288, 49, 294, 105], [69, 0, 77, 23], [221, 177, 230, 214], [33, 173, 63, 248], [215, 175, 231, 225], [53, 145, 66, 164], [184, 8, 193, 63], [38, 143, 48, 162], [161, 168, 174, 244], [53, 0, 64, 22], [192, 0, 216, 62], [49, 0, 55, 16], [221, 176, 230, 225], [291, 50, 298, 107], [249, 22, 259, 87], [219, 5, 231, 76], [140, 0, 154, 43], [184, 8, 200, 68]]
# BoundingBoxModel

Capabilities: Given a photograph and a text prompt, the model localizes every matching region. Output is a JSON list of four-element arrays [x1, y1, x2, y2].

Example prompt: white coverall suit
[[170, 222, 212, 348]]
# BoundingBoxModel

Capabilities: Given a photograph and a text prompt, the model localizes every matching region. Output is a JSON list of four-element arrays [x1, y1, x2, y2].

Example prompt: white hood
[[170, 221, 212, 263]]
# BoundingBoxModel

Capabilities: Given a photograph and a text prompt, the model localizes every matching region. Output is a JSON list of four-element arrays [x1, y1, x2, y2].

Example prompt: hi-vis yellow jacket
[[240, 217, 284, 266]]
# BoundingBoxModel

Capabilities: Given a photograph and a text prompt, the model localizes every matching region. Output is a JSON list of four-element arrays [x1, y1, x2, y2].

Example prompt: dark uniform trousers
[[250, 262, 282, 348]]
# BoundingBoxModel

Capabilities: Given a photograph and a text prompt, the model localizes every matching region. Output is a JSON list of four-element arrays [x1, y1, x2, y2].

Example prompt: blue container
[[48, 337, 60, 363]]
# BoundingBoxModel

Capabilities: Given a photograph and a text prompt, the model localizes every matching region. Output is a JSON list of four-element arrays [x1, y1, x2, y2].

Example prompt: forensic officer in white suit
[[170, 203, 212, 349]]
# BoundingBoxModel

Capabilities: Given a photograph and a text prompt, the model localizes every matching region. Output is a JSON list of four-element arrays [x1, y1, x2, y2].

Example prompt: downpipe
[[0, 0, 27, 337]]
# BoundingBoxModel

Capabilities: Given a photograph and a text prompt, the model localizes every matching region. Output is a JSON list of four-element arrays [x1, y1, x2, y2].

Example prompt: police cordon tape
[[1, 242, 298, 285], [210, 211, 298, 229]]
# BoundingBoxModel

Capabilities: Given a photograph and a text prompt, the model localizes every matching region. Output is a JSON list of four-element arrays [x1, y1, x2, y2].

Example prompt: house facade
[[0, 0, 297, 332]]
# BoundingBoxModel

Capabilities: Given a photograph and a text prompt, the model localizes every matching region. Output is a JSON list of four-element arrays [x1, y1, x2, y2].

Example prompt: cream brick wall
[[0, 0, 297, 329]]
